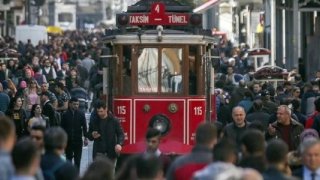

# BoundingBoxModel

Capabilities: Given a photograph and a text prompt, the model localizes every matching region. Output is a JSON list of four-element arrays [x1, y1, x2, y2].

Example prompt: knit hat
[[19, 81, 27, 89], [300, 129, 319, 142]]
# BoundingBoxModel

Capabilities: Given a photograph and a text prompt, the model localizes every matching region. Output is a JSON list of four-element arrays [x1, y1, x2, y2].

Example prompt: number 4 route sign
[[129, 3, 189, 26]]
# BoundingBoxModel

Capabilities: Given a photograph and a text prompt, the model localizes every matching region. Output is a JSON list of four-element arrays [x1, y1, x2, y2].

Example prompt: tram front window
[[138, 48, 159, 93], [161, 48, 182, 93], [137, 47, 183, 93]]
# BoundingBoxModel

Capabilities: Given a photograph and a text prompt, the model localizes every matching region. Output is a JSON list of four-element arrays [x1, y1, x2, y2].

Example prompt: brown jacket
[[267, 119, 304, 151]]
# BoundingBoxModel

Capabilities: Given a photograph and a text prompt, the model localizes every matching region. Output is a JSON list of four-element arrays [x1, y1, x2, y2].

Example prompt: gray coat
[[0, 150, 14, 180]]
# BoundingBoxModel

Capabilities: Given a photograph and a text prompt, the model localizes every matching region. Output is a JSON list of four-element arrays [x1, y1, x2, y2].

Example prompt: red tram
[[102, 0, 217, 155]]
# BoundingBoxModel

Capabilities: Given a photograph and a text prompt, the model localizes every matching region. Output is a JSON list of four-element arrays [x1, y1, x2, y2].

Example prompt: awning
[[299, 0, 320, 12], [193, 0, 220, 13], [47, 26, 63, 35]]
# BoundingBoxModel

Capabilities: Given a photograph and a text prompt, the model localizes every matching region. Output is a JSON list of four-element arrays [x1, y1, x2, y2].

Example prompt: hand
[[268, 124, 276, 135], [115, 144, 122, 154], [283, 163, 292, 176], [92, 131, 101, 139], [83, 138, 88, 146]]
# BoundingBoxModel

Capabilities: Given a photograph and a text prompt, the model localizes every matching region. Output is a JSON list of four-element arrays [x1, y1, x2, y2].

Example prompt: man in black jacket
[[41, 92, 58, 126], [61, 97, 88, 169], [223, 106, 250, 150], [88, 101, 124, 164]]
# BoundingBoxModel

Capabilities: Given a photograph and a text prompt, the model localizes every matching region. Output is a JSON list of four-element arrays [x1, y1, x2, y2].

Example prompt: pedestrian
[[136, 154, 164, 180], [61, 97, 88, 169], [30, 125, 46, 180], [246, 99, 270, 130], [267, 105, 304, 151], [193, 138, 238, 180], [41, 92, 58, 126], [238, 129, 266, 173], [0, 82, 10, 113], [27, 104, 49, 130], [54, 82, 69, 113], [30, 124, 46, 153], [40, 82, 58, 109], [166, 122, 217, 180], [6, 96, 28, 138], [11, 137, 41, 180], [88, 101, 124, 165], [223, 106, 251, 150], [81, 157, 114, 180], [145, 128, 171, 175], [41, 127, 78, 180], [0, 116, 16, 180], [263, 139, 294, 180], [293, 138, 320, 179]]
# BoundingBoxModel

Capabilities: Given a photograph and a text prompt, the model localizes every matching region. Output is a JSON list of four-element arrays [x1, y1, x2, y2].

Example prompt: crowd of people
[[1, 30, 320, 180]]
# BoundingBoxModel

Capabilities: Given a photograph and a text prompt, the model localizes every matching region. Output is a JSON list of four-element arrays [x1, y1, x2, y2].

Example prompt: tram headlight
[[190, 14, 202, 27], [117, 14, 129, 26], [149, 115, 170, 136]]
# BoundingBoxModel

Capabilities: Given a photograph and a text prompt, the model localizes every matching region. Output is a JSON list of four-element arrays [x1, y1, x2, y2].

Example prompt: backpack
[[42, 160, 65, 180], [305, 111, 319, 129]]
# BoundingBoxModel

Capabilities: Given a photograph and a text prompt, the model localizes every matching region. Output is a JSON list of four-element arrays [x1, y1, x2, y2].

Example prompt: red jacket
[[166, 145, 212, 180], [305, 111, 319, 129]]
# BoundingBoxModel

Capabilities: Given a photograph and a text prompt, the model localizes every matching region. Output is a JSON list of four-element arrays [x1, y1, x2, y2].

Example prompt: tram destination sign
[[127, 3, 190, 26], [129, 13, 189, 25]]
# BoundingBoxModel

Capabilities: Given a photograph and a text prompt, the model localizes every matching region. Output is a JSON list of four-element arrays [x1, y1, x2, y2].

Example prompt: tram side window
[[123, 46, 132, 95], [189, 46, 197, 95], [138, 48, 159, 93], [161, 48, 183, 93]]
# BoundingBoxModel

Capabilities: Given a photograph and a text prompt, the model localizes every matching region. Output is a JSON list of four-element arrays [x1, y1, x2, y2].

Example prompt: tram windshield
[[137, 47, 183, 93]]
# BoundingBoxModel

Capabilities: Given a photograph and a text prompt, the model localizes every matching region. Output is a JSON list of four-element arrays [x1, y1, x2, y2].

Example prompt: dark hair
[[135, 154, 163, 179], [116, 155, 139, 180], [30, 104, 41, 118], [12, 137, 39, 171], [69, 97, 79, 103], [146, 128, 161, 140], [213, 138, 237, 162], [294, 74, 302, 81], [196, 122, 217, 145], [41, 92, 50, 98], [240, 130, 265, 154], [248, 121, 265, 133], [0, 116, 15, 142], [315, 97, 320, 112], [8, 96, 23, 110], [55, 82, 64, 90], [33, 66, 41, 73], [31, 124, 46, 134], [244, 90, 253, 100], [44, 127, 67, 151], [95, 100, 107, 109], [291, 99, 300, 111], [266, 139, 288, 164], [81, 157, 114, 180], [252, 99, 263, 111], [214, 121, 224, 138]]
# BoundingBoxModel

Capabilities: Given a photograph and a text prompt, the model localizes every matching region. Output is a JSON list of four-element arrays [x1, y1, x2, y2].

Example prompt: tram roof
[[103, 29, 218, 45]]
